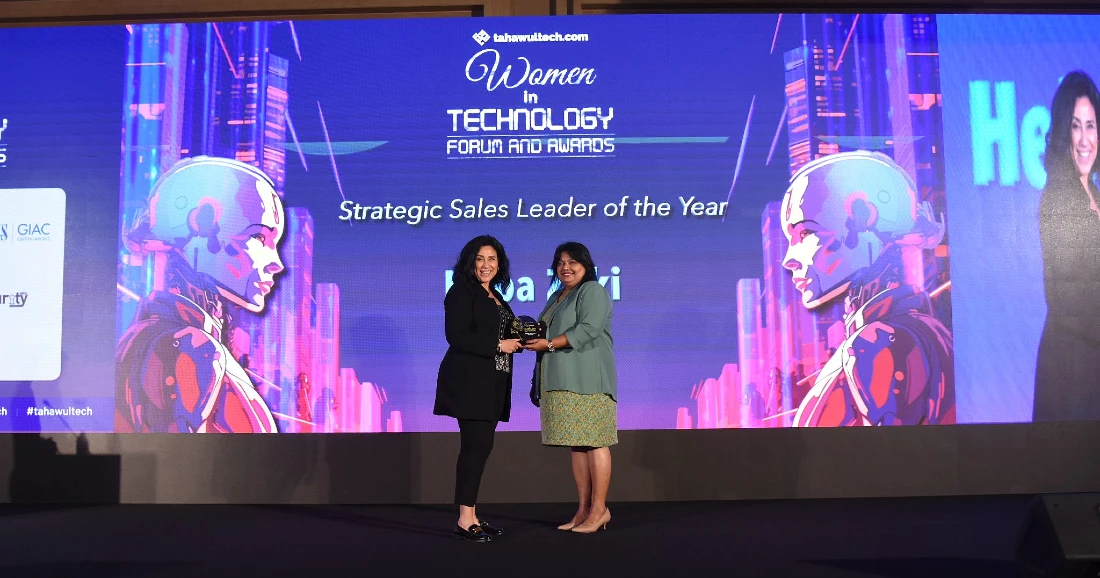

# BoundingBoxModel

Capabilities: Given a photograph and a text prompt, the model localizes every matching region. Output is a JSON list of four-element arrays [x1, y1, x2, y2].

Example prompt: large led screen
[[0, 13, 1090, 433]]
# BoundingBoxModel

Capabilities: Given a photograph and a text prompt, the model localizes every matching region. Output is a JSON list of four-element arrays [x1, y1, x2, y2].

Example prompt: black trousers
[[455, 419, 497, 506]]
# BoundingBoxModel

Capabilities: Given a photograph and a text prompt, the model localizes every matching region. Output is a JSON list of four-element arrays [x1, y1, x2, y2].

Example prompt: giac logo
[[473, 30, 490, 46], [11, 222, 52, 242]]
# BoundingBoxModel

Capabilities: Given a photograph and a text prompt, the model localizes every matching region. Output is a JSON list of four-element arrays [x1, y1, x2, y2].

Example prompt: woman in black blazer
[[1035, 71, 1100, 421], [434, 235, 522, 542]]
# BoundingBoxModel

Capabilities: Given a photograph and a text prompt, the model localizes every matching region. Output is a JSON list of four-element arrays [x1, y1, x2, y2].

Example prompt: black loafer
[[454, 524, 491, 542], [478, 521, 504, 536]]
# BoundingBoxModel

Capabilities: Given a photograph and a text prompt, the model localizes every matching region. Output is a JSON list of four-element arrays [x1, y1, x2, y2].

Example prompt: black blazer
[[1034, 176, 1100, 421], [434, 279, 515, 422]]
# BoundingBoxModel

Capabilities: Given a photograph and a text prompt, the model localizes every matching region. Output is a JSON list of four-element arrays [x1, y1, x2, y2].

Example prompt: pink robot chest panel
[[795, 352, 858, 427]]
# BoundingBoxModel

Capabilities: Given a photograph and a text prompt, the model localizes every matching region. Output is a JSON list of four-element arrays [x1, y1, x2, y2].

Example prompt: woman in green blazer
[[524, 241, 617, 534]]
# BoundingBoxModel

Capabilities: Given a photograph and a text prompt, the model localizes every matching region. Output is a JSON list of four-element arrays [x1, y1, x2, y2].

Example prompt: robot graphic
[[780, 151, 955, 427], [116, 156, 285, 433]]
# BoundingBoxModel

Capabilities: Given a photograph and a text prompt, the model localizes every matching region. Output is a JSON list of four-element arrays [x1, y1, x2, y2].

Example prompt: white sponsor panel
[[0, 188, 66, 380]]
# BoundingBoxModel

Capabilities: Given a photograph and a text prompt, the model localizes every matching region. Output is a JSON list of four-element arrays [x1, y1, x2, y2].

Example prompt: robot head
[[780, 151, 944, 309], [138, 156, 285, 313]]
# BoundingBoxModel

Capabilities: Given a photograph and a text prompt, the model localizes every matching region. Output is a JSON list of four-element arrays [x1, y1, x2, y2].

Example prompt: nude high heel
[[570, 508, 610, 533], [558, 512, 586, 531]]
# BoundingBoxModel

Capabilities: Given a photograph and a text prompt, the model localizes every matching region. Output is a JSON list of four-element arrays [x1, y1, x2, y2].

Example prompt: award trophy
[[510, 315, 546, 344]]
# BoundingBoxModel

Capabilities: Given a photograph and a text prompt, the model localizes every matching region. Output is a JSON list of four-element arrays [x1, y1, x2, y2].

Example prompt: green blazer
[[536, 280, 617, 400]]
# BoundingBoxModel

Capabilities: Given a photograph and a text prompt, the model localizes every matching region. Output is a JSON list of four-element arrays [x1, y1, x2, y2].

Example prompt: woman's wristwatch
[[546, 339, 555, 352]]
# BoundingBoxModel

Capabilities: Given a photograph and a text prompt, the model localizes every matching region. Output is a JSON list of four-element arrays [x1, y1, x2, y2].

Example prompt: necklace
[[556, 283, 579, 303]]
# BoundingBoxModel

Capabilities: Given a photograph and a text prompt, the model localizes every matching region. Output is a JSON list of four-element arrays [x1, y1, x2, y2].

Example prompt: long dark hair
[[452, 235, 511, 292], [1045, 70, 1100, 186], [549, 241, 599, 291]]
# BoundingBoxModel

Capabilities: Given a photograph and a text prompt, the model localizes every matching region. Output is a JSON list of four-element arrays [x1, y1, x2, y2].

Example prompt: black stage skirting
[[0, 495, 1073, 577]]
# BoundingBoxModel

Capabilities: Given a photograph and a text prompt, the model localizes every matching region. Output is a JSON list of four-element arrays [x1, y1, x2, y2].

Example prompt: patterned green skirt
[[540, 387, 618, 448]]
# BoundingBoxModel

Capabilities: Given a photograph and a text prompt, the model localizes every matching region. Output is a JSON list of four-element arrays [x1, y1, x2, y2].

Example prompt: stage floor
[[0, 495, 1038, 577]]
